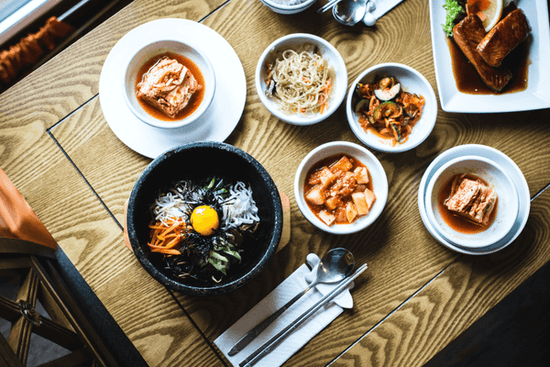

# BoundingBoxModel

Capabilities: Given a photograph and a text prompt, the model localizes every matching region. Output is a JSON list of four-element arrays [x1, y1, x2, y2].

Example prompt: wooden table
[[1, 0, 549, 365]]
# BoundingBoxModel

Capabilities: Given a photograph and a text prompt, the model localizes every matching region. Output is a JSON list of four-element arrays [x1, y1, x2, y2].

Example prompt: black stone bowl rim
[[126, 141, 283, 296]]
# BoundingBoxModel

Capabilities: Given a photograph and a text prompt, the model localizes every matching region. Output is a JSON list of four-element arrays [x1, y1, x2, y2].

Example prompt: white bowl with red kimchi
[[255, 33, 348, 126], [425, 155, 519, 249], [294, 141, 388, 234], [123, 39, 216, 129], [346, 63, 437, 153]]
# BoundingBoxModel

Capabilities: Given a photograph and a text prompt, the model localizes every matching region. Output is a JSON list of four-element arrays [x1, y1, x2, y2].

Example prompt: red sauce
[[135, 52, 205, 121], [447, 4, 531, 95], [437, 173, 498, 234], [304, 154, 374, 225]]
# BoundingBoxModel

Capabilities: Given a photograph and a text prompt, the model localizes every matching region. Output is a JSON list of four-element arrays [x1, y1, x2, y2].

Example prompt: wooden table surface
[[1, 0, 549, 366]]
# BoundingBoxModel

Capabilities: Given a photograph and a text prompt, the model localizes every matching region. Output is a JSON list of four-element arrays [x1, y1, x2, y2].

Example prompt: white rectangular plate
[[429, 0, 550, 113]]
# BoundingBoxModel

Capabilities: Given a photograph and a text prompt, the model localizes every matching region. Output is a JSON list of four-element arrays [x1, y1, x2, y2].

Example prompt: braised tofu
[[346, 202, 358, 223], [303, 154, 376, 226], [330, 156, 353, 173], [319, 210, 336, 226], [351, 192, 370, 215], [305, 186, 326, 206], [354, 166, 370, 184]]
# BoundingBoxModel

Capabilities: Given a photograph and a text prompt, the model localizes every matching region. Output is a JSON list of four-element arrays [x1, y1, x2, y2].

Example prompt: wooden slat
[[8, 269, 39, 365], [46, 0, 550, 366], [332, 189, 550, 367], [0, 332, 24, 367]]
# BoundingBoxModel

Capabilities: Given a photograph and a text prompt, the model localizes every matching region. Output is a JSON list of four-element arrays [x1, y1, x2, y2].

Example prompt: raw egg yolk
[[190, 205, 219, 236]]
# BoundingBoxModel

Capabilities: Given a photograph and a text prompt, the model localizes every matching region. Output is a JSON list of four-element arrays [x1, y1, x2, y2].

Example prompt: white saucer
[[99, 19, 246, 158], [418, 145, 530, 255]]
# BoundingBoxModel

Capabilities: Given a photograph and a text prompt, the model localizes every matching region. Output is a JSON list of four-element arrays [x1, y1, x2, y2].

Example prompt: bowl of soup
[[425, 155, 519, 249], [294, 141, 388, 234], [123, 39, 216, 129]]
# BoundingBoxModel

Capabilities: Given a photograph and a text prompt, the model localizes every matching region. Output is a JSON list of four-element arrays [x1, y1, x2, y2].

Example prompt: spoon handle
[[228, 281, 317, 356], [239, 264, 367, 367]]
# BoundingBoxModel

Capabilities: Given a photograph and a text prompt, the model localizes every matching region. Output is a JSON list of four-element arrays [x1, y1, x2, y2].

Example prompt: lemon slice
[[481, 0, 504, 32]]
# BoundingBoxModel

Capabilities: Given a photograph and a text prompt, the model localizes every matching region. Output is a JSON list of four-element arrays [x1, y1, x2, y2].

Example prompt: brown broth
[[437, 173, 498, 234], [135, 52, 205, 121], [304, 154, 374, 225], [447, 4, 531, 95]]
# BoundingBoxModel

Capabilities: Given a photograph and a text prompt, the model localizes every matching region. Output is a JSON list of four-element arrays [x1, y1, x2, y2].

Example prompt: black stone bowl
[[127, 142, 283, 296]]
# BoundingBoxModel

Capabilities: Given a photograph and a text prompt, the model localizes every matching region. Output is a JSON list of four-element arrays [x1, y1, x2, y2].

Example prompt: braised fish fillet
[[136, 57, 201, 118], [453, 15, 512, 92], [445, 175, 497, 226], [477, 9, 530, 67]]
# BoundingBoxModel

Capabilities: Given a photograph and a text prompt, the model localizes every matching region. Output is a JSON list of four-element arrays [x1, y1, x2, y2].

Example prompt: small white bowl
[[123, 39, 216, 129], [425, 155, 519, 249], [259, 0, 317, 14], [255, 33, 348, 126], [346, 63, 437, 153], [294, 141, 388, 235]]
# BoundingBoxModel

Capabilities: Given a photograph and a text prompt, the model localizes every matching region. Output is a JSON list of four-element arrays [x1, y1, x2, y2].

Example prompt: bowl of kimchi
[[255, 33, 348, 126], [425, 155, 519, 249], [346, 63, 437, 153], [123, 39, 216, 129], [294, 141, 388, 235]]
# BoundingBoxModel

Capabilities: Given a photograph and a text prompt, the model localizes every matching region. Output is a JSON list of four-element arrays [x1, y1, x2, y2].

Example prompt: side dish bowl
[[259, 0, 317, 14], [127, 142, 283, 296], [294, 141, 388, 235], [346, 63, 437, 153], [255, 33, 348, 126], [123, 39, 216, 129], [425, 155, 519, 249]]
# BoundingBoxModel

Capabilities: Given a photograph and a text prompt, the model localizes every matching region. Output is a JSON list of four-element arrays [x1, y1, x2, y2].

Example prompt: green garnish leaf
[[442, 0, 464, 37]]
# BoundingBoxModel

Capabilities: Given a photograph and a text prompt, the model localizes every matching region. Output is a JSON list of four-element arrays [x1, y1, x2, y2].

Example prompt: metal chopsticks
[[317, 0, 343, 13], [238, 263, 368, 367]]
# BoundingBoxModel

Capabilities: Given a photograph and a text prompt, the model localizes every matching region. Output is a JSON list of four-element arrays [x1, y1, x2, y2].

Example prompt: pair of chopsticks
[[238, 263, 368, 367], [317, 0, 343, 13]]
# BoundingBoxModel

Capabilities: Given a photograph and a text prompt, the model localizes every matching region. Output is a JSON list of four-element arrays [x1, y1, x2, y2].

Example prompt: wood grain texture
[[2, 0, 550, 366], [0, 0, 225, 135], [331, 189, 550, 367], [0, 139, 223, 366]]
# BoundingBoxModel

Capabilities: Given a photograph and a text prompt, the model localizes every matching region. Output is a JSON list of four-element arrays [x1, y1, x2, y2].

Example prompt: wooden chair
[[0, 168, 122, 366], [0, 237, 120, 367]]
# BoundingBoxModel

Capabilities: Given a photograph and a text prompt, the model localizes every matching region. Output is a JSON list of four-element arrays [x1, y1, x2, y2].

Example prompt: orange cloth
[[0, 168, 57, 249]]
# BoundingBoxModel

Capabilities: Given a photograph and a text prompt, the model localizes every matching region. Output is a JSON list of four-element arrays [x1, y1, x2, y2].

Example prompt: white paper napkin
[[214, 253, 355, 367]]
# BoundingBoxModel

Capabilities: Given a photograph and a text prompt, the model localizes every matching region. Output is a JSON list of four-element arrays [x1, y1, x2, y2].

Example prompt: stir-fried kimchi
[[354, 76, 425, 146]]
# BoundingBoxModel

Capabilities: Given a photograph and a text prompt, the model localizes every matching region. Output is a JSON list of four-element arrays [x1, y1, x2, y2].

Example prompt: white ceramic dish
[[425, 155, 519, 249], [255, 33, 348, 126], [294, 141, 388, 235], [259, 0, 317, 14], [99, 19, 246, 159], [418, 145, 530, 255], [346, 63, 438, 153], [123, 39, 216, 129], [429, 0, 550, 113]]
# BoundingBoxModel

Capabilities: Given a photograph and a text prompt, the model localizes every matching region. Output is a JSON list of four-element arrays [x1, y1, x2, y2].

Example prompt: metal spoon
[[332, 0, 367, 26], [228, 247, 355, 356]]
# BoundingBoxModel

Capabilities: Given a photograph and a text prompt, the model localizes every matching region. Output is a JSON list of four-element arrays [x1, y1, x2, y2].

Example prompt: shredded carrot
[[147, 218, 188, 255]]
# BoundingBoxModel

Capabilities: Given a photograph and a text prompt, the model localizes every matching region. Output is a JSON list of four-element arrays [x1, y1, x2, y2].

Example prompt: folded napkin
[[214, 253, 355, 367]]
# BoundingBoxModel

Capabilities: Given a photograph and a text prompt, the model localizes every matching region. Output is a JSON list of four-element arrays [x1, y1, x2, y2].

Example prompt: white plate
[[429, 0, 550, 113], [418, 145, 530, 255], [99, 19, 246, 158]]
